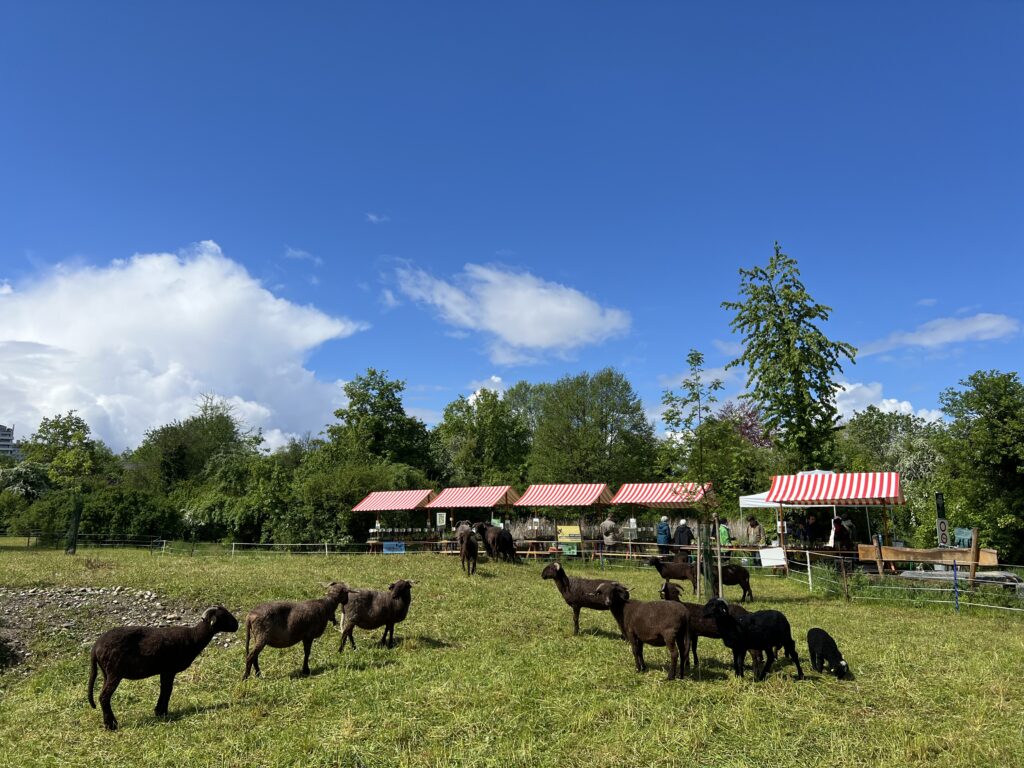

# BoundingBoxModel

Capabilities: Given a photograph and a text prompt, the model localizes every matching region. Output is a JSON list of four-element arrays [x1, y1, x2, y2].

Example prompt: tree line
[[1, 244, 1020, 560]]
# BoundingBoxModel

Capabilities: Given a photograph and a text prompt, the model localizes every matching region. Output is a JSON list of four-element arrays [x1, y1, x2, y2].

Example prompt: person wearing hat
[[673, 518, 695, 561], [656, 515, 671, 555]]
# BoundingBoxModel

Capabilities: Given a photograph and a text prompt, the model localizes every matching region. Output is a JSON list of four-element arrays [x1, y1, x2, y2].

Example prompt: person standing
[[599, 513, 619, 560], [746, 516, 766, 547], [673, 518, 694, 560], [656, 516, 671, 555]]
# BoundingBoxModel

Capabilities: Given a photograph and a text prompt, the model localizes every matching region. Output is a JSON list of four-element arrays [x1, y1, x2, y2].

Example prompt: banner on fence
[[435, 512, 447, 528], [556, 524, 581, 544], [758, 546, 786, 568], [383, 541, 406, 554], [953, 527, 973, 549]]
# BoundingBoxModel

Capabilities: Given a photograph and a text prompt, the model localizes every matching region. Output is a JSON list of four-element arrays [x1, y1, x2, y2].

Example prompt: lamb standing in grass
[[703, 597, 803, 681], [88, 605, 239, 731], [659, 581, 764, 670], [807, 627, 849, 679], [339, 579, 414, 650]]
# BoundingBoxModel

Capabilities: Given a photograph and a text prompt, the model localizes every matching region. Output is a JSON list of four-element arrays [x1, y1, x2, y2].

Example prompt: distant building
[[0, 423, 15, 458]]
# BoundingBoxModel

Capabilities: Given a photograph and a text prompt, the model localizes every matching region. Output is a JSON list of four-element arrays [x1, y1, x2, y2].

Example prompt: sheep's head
[[646, 557, 663, 568], [472, 522, 488, 534], [540, 562, 561, 580], [594, 582, 629, 607], [702, 597, 730, 619], [659, 582, 682, 602], [835, 659, 849, 679], [388, 580, 414, 601], [324, 581, 350, 604], [201, 605, 239, 633]]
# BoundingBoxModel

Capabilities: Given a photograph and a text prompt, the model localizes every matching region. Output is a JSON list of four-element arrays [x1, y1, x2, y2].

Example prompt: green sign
[[560, 544, 578, 556]]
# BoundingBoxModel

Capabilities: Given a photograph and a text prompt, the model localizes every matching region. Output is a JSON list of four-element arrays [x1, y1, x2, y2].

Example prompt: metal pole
[[953, 559, 960, 613], [714, 514, 724, 597], [806, 550, 813, 592]]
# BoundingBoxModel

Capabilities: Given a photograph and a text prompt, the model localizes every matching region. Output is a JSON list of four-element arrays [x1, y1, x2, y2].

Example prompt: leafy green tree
[[432, 389, 529, 486], [722, 243, 856, 470], [529, 368, 657, 486], [936, 370, 1024, 561], [327, 369, 434, 473]]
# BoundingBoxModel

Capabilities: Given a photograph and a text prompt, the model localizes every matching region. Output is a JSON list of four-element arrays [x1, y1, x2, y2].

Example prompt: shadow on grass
[[580, 628, 624, 641], [149, 700, 232, 725], [401, 634, 453, 650], [287, 665, 330, 679]]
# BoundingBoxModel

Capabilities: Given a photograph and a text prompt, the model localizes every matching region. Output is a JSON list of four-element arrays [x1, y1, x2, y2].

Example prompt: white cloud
[[380, 288, 401, 309], [0, 281, 12, 295], [467, 375, 506, 404], [915, 298, 937, 307], [365, 213, 390, 224], [284, 247, 323, 266], [712, 338, 743, 357], [836, 381, 943, 422], [862, 313, 1020, 356], [396, 263, 630, 363], [0, 241, 367, 450]]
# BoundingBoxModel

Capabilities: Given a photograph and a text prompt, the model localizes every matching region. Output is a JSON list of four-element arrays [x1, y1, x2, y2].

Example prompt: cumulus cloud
[[365, 213, 390, 224], [836, 381, 943, 422], [712, 338, 743, 357], [861, 313, 1019, 356], [396, 263, 630, 363], [467, 375, 506, 404], [0, 241, 367, 450]]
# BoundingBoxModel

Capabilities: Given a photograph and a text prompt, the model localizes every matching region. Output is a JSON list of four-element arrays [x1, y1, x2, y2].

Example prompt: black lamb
[[702, 597, 803, 681], [647, 556, 698, 594], [658, 581, 763, 670], [807, 627, 849, 679]]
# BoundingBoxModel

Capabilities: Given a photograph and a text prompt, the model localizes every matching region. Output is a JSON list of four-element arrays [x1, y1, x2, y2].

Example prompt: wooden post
[[874, 534, 885, 577], [968, 527, 980, 589], [696, 538, 702, 601]]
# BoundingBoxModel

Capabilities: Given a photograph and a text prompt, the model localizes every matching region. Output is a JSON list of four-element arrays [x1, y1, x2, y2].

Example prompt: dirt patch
[[0, 586, 242, 677]]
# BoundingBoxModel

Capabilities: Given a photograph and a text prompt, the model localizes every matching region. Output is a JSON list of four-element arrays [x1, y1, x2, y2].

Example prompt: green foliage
[[80, 487, 179, 537], [431, 389, 529, 486], [327, 368, 434, 473], [528, 368, 657, 486], [18, 411, 103, 491], [936, 370, 1024, 562], [722, 243, 856, 470]]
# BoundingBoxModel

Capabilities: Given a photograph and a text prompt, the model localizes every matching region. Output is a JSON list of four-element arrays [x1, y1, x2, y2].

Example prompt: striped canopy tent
[[427, 486, 520, 529], [352, 489, 437, 528], [765, 471, 903, 546], [610, 482, 711, 508], [513, 483, 613, 508]]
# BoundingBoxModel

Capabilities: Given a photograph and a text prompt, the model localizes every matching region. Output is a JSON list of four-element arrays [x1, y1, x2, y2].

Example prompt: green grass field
[[1, 548, 1022, 767]]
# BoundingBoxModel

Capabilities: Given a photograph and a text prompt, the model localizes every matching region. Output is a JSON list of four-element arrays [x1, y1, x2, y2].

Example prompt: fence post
[[231, 542, 236, 557], [874, 534, 885, 577], [968, 527, 980, 590], [840, 556, 850, 601], [805, 550, 813, 592], [325, 542, 329, 557], [953, 559, 960, 614]]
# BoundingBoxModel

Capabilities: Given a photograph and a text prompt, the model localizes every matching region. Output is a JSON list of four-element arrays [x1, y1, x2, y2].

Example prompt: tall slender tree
[[722, 243, 856, 470]]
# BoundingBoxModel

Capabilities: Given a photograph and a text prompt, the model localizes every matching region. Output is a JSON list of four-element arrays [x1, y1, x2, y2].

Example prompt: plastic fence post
[[806, 550, 813, 592], [953, 559, 960, 614]]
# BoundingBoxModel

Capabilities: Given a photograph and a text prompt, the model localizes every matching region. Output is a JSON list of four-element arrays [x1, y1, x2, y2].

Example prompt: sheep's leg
[[99, 674, 121, 731], [243, 642, 265, 679], [757, 649, 776, 681], [690, 573, 697, 595], [743, 581, 753, 602], [666, 634, 678, 680], [155, 672, 174, 717], [811, 652, 823, 674], [301, 638, 313, 676], [572, 606, 581, 636], [632, 638, 646, 672], [339, 624, 355, 652], [690, 631, 699, 669], [786, 642, 804, 680], [733, 648, 745, 678]]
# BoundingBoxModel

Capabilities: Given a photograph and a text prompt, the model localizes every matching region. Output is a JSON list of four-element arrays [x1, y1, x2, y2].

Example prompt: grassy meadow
[[1, 546, 1022, 767]]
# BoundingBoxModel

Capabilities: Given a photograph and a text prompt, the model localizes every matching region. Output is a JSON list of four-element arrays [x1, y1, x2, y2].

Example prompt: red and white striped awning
[[426, 486, 520, 509], [765, 472, 904, 506], [513, 483, 613, 507], [352, 489, 436, 513], [610, 482, 711, 507]]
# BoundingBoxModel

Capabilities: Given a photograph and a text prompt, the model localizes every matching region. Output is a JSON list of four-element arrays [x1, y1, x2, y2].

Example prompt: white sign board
[[435, 512, 447, 528], [936, 518, 949, 547], [758, 546, 786, 568]]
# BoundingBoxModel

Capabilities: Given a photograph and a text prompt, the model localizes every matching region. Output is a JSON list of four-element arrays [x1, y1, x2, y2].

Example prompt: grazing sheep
[[339, 580, 414, 650], [807, 628, 849, 679], [473, 522, 517, 562], [540, 561, 622, 636], [458, 529, 478, 576], [647, 555, 698, 594], [703, 598, 803, 681], [658, 581, 764, 670], [243, 582, 350, 679], [594, 582, 691, 680], [87, 605, 239, 731], [718, 563, 754, 602]]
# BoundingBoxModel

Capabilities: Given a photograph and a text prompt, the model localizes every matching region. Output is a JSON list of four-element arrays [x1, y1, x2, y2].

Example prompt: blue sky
[[1, 2, 1021, 449]]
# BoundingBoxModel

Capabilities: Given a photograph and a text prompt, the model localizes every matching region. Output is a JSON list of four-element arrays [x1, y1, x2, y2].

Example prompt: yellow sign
[[557, 524, 581, 543]]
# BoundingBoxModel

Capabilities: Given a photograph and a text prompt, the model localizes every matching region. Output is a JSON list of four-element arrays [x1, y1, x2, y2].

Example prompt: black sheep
[[595, 582, 691, 680], [719, 563, 754, 602], [339, 580, 414, 650], [88, 605, 239, 730], [458, 529, 478, 576], [658, 581, 763, 670], [702, 598, 803, 681], [473, 522, 517, 562], [647, 556, 698, 594], [807, 627, 849, 679], [541, 561, 621, 636]]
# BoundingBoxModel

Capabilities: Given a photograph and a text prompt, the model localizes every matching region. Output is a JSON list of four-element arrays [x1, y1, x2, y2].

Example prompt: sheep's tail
[[87, 650, 98, 708]]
